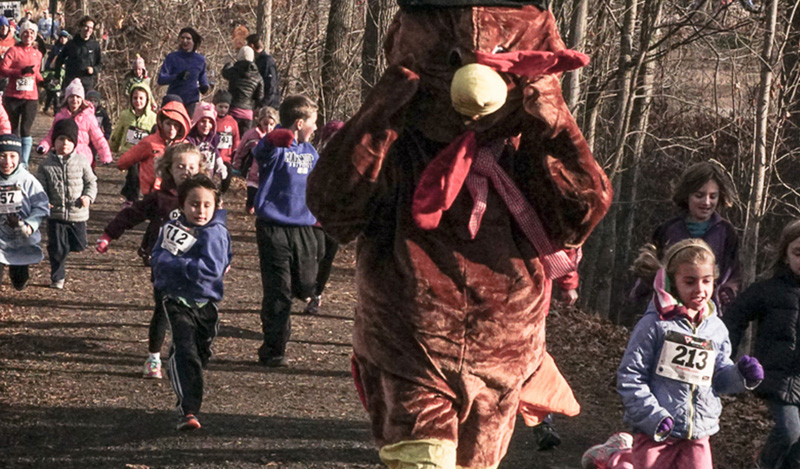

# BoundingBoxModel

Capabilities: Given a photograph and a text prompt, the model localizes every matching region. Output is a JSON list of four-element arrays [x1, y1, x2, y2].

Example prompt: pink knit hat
[[61, 78, 85, 103], [191, 101, 217, 133]]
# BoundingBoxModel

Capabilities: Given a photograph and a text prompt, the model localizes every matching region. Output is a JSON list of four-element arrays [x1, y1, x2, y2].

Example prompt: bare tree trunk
[[742, 0, 778, 286], [256, 0, 274, 53], [321, 0, 351, 121], [564, 0, 588, 112], [592, 0, 638, 318], [361, 0, 397, 97]]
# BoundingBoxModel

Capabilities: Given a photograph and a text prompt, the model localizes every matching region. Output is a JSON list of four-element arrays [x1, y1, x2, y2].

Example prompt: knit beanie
[[133, 54, 146, 71], [237, 46, 255, 62], [63, 78, 85, 100], [212, 90, 232, 105], [161, 94, 183, 107], [0, 134, 21, 155], [19, 20, 37, 35], [53, 118, 79, 145], [86, 90, 102, 103]]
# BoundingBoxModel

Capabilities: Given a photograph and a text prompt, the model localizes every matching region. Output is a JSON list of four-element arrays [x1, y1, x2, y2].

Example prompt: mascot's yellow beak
[[450, 63, 508, 121]]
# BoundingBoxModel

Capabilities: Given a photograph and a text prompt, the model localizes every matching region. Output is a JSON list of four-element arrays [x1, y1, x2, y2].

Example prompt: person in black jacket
[[725, 219, 800, 469], [221, 46, 264, 136], [56, 16, 102, 92], [246, 34, 280, 108]]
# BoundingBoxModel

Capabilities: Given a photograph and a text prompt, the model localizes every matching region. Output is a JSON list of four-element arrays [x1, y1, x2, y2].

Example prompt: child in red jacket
[[212, 90, 239, 193]]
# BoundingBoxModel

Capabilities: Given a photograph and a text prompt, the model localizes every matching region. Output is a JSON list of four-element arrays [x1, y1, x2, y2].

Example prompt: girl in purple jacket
[[630, 162, 741, 311]]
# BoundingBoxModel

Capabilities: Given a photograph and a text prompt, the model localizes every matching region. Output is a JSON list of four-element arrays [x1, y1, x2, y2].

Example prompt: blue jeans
[[760, 400, 800, 469]]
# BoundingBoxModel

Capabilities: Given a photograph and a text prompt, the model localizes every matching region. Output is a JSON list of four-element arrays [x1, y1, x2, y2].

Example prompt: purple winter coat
[[632, 212, 741, 307]]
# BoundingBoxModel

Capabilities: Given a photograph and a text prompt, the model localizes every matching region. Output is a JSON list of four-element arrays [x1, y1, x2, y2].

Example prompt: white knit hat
[[236, 46, 254, 62], [19, 20, 37, 35]]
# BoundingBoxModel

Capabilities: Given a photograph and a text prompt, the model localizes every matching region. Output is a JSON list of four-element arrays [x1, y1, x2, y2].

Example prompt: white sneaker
[[143, 356, 162, 379], [581, 432, 633, 469], [50, 279, 65, 289]]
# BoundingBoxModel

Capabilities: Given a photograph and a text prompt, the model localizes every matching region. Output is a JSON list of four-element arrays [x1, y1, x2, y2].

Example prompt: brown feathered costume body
[[307, 2, 612, 467]]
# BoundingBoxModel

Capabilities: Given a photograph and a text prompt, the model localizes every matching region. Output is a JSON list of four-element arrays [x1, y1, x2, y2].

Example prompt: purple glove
[[656, 417, 673, 437], [737, 355, 764, 382]]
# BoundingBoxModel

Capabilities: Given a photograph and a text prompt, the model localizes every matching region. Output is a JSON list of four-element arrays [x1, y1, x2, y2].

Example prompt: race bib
[[15, 76, 33, 92], [126, 127, 147, 145], [656, 331, 717, 387], [160, 222, 197, 256], [218, 132, 233, 149], [0, 185, 23, 214]]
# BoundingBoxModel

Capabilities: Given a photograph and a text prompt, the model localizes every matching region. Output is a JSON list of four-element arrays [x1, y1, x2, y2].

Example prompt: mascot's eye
[[492, 45, 507, 54], [448, 49, 463, 69]]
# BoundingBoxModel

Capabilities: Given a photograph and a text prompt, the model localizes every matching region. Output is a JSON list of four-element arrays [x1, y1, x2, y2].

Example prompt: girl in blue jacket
[[613, 239, 762, 468], [151, 174, 232, 431]]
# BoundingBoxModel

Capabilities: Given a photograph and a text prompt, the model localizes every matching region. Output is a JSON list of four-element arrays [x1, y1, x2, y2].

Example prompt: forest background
[[49, 0, 800, 324]]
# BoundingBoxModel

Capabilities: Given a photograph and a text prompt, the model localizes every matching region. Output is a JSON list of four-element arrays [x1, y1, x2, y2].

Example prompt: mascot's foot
[[532, 420, 561, 451]]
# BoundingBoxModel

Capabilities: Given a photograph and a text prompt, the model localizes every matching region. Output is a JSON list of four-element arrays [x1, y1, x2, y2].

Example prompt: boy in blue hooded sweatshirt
[[252, 94, 319, 368], [151, 174, 232, 431]]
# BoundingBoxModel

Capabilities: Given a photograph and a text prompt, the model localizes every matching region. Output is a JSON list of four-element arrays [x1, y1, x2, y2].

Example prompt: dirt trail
[[0, 111, 769, 468]]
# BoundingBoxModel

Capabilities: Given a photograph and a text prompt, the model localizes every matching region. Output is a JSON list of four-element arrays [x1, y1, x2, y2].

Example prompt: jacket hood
[[180, 207, 227, 229], [128, 81, 154, 112], [157, 100, 191, 141], [191, 101, 217, 135]]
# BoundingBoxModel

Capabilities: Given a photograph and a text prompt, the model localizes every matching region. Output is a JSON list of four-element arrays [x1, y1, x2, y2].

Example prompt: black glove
[[198, 84, 209, 94], [21, 65, 34, 75], [177, 70, 191, 81]]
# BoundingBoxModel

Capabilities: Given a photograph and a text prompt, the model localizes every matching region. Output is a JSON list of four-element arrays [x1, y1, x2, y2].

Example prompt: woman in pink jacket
[[0, 21, 42, 166], [36, 79, 112, 168]]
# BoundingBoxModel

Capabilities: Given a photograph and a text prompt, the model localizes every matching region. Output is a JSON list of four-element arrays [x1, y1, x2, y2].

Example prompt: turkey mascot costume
[[307, 0, 612, 467]]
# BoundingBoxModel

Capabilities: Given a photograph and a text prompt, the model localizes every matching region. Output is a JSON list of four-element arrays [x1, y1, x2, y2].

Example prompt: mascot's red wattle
[[307, 0, 612, 467]]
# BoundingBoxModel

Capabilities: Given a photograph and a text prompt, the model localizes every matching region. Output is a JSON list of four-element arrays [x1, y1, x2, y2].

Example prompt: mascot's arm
[[307, 64, 419, 243]]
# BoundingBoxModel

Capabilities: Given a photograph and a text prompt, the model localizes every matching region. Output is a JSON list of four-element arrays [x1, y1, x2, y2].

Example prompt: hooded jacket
[[254, 50, 280, 108], [185, 102, 222, 177], [56, 35, 102, 91], [151, 209, 232, 303], [222, 60, 264, 111], [725, 266, 800, 404], [35, 149, 98, 222], [0, 164, 49, 265], [215, 114, 239, 164], [157, 49, 209, 105], [38, 102, 112, 165], [109, 82, 158, 154], [618, 302, 749, 441], [117, 101, 190, 195]]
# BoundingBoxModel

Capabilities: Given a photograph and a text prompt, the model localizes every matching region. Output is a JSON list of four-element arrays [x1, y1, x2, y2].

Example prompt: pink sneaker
[[581, 432, 633, 469]]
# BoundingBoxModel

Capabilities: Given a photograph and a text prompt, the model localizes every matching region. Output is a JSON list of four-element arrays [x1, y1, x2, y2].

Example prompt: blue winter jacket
[[617, 302, 749, 441], [253, 136, 318, 226], [151, 209, 232, 303], [157, 50, 209, 105]]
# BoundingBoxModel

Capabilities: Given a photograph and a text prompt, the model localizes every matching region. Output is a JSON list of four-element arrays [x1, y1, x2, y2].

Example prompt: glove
[[36, 145, 45, 155], [198, 84, 209, 94], [21, 65, 34, 75], [737, 355, 764, 382], [177, 70, 191, 81], [656, 417, 673, 437], [96, 233, 111, 254]]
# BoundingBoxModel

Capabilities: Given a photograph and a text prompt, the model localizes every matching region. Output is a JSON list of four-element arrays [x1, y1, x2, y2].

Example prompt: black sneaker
[[532, 421, 561, 451], [260, 356, 288, 368], [304, 295, 321, 315], [177, 414, 201, 431]]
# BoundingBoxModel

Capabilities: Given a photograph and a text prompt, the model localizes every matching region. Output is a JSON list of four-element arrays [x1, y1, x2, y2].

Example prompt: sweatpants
[[46, 219, 87, 282], [149, 289, 168, 354], [120, 163, 140, 202], [165, 298, 219, 416], [255, 220, 319, 361], [313, 227, 339, 297], [0, 264, 29, 290], [245, 186, 257, 211]]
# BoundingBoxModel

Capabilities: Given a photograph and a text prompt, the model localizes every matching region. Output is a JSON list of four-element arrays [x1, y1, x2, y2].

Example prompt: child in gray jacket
[[36, 118, 97, 289]]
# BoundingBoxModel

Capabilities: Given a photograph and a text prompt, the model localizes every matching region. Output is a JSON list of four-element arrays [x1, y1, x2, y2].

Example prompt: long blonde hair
[[156, 143, 206, 185], [633, 239, 718, 294]]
